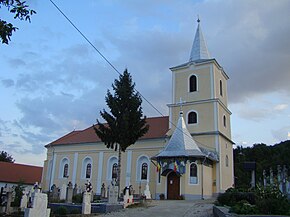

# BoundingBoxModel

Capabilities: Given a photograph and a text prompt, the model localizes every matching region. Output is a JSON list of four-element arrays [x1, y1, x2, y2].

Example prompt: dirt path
[[98, 199, 214, 217]]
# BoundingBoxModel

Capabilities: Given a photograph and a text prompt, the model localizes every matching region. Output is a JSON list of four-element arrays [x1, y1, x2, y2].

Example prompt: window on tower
[[226, 155, 229, 167], [189, 75, 197, 92], [220, 80, 223, 96], [188, 111, 197, 124], [223, 115, 226, 128]]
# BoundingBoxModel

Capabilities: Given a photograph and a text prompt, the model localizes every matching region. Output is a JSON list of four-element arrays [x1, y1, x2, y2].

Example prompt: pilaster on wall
[[96, 152, 104, 194], [126, 151, 132, 186], [72, 153, 78, 185]]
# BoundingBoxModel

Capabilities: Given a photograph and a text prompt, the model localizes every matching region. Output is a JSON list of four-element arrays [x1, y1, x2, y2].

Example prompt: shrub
[[255, 185, 290, 215], [54, 206, 68, 216], [70, 208, 81, 214], [72, 193, 83, 204], [230, 200, 257, 215], [217, 188, 255, 206]]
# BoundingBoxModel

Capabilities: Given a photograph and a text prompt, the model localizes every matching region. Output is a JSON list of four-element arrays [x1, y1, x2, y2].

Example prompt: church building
[[41, 19, 234, 200]]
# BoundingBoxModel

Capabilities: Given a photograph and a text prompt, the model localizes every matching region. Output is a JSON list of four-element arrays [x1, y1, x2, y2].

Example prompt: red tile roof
[[0, 162, 43, 185], [47, 116, 169, 146]]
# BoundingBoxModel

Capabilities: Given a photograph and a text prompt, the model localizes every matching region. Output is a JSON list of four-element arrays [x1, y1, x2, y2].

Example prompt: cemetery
[[0, 178, 152, 216], [214, 165, 290, 216]]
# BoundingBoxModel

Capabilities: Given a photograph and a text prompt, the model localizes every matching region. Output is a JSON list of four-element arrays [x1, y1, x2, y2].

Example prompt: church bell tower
[[168, 19, 234, 193]]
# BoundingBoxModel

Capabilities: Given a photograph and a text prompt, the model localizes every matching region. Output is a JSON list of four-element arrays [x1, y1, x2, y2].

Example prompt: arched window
[[136, 155, 150, 182], [220, 80, 223, 96], [226, 155, 229, 167], [107, 156, 118, 181], [188, 111, 197, 124], [141, 163, 148, 180], [223, 115, 226, 128], [189, 163, 198, 184], [86, 163, 91, 179], [189, 75, 197, 92], [59, 157, 69, 178], [63, 164, 68, 178], [112, 163, 118, 179], [82, 157, 93, 179]]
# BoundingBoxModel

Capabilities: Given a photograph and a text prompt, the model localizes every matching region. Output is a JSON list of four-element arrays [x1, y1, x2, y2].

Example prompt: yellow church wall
[[218, 136, 234, 192], [212, 163, 217, 194], [203, 164, 213, 198], [213, 65, 228, 106], [170, 102, 215, 134], [217, 104, 232, 139], [183, 161, 201, 199], [172, 64, 212, 104], [193, 135, 217, 151]]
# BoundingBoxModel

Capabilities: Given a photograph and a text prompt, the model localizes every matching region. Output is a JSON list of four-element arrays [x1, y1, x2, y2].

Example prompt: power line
[[48, 0, 218, 152]]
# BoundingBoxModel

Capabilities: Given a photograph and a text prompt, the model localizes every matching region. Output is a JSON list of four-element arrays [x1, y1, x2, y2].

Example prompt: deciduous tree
[[0, 0, 36, 44], [0, 150, 15, 162]]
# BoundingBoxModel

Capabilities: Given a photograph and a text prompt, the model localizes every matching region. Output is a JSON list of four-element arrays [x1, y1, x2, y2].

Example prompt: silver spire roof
[[156, 111, 205, 158], [189, 19, 210, 62]]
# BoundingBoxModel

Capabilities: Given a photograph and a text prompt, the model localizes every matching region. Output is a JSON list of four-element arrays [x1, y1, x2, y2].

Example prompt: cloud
[[271, 126, 290, 142], [1, 79, 15, 88], [274, 104, 288, 111], [8, 58, 26, 68]]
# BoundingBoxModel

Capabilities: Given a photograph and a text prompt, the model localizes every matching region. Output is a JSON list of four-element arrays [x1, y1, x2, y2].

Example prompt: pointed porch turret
[[156, 111, 204, 158], [189, 18, 210, 62]]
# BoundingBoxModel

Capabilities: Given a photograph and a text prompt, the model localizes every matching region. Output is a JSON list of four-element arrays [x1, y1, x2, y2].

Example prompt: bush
[[54, 206, 68, 216], [72, 193, 83, 204], [70, 208, 81, 214], [159, 193, 165, 200], [255, 185, 290, 215], [219, 186, 290, 216], [230, 200, 257, 214], [217, 189, 255, 206]]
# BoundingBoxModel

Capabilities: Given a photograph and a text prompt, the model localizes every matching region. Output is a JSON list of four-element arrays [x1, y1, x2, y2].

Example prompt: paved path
[[99, 199, 214, 217]]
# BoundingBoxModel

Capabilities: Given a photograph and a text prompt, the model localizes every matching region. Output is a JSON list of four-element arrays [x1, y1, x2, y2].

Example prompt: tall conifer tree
[[94, 69, 149, 196]]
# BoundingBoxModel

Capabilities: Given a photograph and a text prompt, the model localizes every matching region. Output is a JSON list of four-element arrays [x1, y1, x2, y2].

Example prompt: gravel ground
[[98, 199, 214, 217]]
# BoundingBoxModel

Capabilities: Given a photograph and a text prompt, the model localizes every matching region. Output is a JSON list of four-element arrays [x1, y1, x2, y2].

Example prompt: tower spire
[[189, 18, 210, 62]]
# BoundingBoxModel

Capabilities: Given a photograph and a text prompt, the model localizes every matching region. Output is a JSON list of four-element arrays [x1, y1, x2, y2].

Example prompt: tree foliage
[[0, 150, 15, 162], [234, 140, 290, 188], [94, 69, 149, 195], [0, 0, 36, 44], [94, 69, 149, 152]]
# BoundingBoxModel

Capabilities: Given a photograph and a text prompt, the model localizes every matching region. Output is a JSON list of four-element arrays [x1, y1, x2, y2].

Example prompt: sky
[[1, 0, 290, 166]]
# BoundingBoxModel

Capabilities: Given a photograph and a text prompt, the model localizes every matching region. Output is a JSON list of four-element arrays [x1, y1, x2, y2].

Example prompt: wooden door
[[167, 172, 180, 199]]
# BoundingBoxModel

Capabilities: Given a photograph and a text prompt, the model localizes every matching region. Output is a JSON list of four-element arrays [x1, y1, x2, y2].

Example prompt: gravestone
[[5, 189, 13, 214], [59, 184, 67, 200], [263, 170, 267, 187], [73, 184, 78, 197], [20, 191, 28, 210], [101, 183, 106, 198], [108, 180, 118, 204], [51, 184, 59, 201], [270, 167, 273, 184], [123, 186, 133, 208], [82, 192, 91, 214], [90, 190, 94, 202], [24, 189, 50, 217], [66, 182, 73, 203], [82, 180, 92, 214], [144, 183, 151, 199]]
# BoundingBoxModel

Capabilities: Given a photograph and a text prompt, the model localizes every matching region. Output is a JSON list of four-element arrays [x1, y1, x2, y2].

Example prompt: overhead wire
[[48, 0, 218, 152]]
